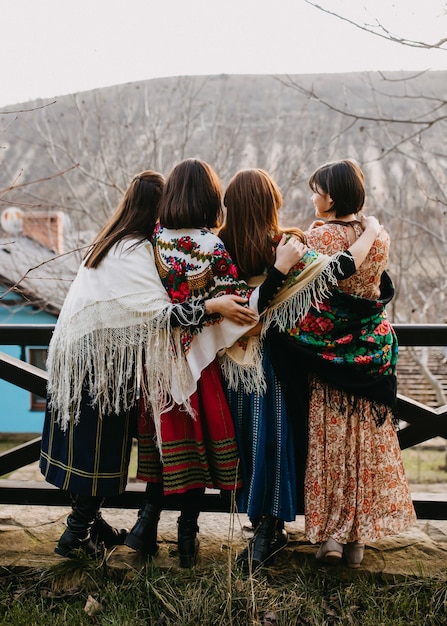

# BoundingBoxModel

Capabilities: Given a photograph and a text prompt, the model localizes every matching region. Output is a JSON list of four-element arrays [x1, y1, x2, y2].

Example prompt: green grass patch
[[1, 559, 447, 625], [401, 446, 447, 484]]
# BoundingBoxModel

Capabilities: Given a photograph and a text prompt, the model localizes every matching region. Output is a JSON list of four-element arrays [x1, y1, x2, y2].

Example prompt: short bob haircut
[[308, 159, 365, 217], [158, 158, 224, 229]]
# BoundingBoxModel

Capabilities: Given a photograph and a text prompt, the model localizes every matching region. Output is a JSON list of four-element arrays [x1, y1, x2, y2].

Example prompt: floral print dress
[[303, 221, 416, 544]]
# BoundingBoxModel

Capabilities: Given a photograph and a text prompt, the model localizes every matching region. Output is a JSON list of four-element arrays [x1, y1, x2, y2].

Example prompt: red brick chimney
[[22, 211, 65, 254]]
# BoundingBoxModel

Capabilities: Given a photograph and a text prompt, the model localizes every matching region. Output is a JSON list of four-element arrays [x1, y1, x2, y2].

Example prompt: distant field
[[401, 445, 447, 484], [2, 437, 447, 487]]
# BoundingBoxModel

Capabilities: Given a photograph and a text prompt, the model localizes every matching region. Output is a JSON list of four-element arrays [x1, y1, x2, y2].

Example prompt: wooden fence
[[1, 324, 446, 518]]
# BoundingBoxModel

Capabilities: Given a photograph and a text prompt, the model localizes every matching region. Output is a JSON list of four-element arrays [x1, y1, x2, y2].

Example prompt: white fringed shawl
[[46, 238, 202, 446]]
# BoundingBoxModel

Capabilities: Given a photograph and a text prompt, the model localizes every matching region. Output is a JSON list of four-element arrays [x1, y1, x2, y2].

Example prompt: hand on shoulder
[[308, 219, 325, 230], [360, 214, 381, 237], [274, 234, 308, 274]]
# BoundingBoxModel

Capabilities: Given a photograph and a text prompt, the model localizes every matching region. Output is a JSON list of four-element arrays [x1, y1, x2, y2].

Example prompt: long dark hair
[[158, 158, 223, 229], [219, 168, 305, 279], [84, 170, 165, 269]]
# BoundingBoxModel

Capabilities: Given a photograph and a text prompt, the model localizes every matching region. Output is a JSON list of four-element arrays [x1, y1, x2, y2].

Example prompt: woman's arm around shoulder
[[348, 215, 382, 269]]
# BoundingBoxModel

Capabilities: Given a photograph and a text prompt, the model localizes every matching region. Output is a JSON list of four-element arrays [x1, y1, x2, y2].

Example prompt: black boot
[[125, 503, 161, 557], [55, 495, 105, 559], [90, 510, 128, 548], [237, 515, 288, 572], [177, 515, 200, 568]]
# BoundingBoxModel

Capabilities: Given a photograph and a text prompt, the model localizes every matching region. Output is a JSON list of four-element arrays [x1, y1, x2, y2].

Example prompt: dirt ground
[[1, 461, 447, 578]]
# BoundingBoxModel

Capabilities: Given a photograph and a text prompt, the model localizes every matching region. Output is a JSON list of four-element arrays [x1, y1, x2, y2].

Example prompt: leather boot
[[237, 515, 288, 572], [125, 503, 161, 557], [90, 510, 128, 548], [55, 494, 105, 559], [177, 515, 200, 568]]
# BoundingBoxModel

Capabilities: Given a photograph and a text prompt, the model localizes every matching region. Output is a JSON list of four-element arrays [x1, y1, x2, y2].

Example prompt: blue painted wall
[[0, 286, 57, 433]]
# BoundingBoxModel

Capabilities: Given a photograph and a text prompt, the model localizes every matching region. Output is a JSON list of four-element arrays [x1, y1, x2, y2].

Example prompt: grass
[[1, 557, 447, 626], [2, 440, 447, 624], [0, 435, 37, 454], [401, 446, 447, 484]]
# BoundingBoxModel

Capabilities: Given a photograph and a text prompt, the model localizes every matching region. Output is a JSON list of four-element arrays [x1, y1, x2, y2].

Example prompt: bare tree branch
[[1, 101, 57, 114], [0, 164, 79, 196], [276, 75, 447, 127], [304, 1, 447, 49]]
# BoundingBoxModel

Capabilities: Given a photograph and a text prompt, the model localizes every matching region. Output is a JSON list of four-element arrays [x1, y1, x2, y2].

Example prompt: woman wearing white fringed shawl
[[39, 170, 259, 561]]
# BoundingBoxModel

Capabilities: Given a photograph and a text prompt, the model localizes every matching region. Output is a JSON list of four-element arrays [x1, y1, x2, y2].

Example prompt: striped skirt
[[40, 386, 137, 497], [225, 343, 297, 522], [137, 358, 241, 495]]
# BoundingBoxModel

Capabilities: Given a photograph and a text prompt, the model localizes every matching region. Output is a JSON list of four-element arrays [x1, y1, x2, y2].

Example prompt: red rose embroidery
[[178, 237, 194, 253], [354, 354, 373, 364], [374, 321, 390, 336], [214, 258, 231, 275], [335, 334, 353, 345], [171, 282, 190, 303]]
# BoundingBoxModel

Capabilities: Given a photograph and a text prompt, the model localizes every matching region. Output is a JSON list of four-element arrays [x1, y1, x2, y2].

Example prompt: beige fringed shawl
[[46, 238, 203, 446], [219, 250, 346, 394]]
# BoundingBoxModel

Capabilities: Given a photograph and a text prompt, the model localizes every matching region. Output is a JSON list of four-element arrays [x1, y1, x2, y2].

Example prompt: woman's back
[[306, 221, 389, 299]]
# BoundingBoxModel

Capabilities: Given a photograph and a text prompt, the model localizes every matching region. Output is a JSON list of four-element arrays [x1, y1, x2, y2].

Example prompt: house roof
[[0, 210, 91, 315]]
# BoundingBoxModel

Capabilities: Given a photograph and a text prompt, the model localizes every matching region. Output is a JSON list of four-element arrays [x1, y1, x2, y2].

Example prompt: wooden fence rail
[[1, 324, 446, 518]]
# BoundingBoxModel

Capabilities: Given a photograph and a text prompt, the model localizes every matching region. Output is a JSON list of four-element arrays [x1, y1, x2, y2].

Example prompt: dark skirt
[[225, 343, 297, 522], [40, 386, 137, 497]]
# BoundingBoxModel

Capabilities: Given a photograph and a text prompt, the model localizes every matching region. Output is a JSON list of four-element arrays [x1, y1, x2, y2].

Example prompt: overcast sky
[[1, 0, 446, 107]]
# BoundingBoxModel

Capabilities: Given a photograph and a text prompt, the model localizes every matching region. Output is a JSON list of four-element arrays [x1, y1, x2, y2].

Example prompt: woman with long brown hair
[[40, 169, 257, 560], [126, 158, 305, 567]]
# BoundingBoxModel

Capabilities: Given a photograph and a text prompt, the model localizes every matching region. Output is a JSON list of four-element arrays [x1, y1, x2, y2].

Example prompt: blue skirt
[[40, 386, 137, 497], [225, 343, 297, 522]]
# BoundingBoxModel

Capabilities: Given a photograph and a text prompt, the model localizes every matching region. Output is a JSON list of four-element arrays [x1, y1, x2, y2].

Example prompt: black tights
[[144, 482, 204, 519]]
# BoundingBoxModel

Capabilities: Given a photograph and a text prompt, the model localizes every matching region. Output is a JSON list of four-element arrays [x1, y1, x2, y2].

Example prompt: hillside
[[0, 72, 446, 323]]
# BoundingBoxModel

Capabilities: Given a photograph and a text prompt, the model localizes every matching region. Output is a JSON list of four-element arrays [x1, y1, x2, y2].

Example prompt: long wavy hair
[[219, 168, 305, 279], [84, 170, 165, 269]]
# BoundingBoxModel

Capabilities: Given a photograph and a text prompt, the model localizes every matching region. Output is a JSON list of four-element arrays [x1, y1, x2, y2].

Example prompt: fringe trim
[[46, 301, 202, 454], [219, 336, 266, 395], [260, 257, 341, 335], [220, 257, 342, 395], [316, 377, 394, 428]]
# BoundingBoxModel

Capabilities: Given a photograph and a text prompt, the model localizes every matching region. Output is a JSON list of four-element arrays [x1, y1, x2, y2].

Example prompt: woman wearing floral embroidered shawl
[[270, 160, 416, 569], [218, 167, 383, 572], [39, 170, 260, 561], [127, 159, 306, 568]]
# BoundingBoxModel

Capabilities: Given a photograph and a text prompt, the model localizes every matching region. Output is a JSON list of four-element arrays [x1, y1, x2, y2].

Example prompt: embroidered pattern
[[153, 225, 250, 353]]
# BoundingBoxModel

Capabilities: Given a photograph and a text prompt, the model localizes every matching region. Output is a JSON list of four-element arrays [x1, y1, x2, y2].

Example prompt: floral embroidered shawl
[[152, 226, 346, 401], [269, 271, 398, 425]]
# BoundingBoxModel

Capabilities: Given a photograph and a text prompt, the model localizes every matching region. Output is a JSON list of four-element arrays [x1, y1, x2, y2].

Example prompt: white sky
[[1, 0, 446, 107]]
